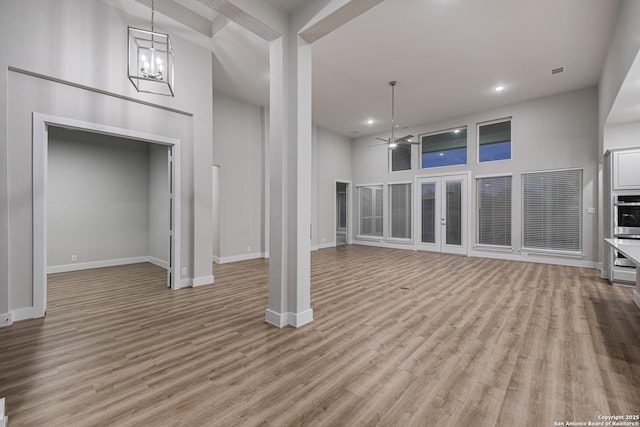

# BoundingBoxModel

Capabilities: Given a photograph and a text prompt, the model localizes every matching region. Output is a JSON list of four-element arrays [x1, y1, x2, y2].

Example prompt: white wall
[[212, 91, 266, 262], [0, 0, 213, 317], [599, 0, 640, 148], [314, 125, 352, 247], [604, 121, 640, 152], [351, 87, 599, 267], [48, 128, 150, 268]]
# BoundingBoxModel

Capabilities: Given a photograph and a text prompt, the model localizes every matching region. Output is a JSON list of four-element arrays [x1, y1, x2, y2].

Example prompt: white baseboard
[[353, 240, 416, 251], [212, 255, 221, 264], [192, 275, 214, 287], [0, 312, 12, 327], [264, 308, 314, 328], [11, 306, 40, 322], [351, 240, 599, 269], [312, 242, 336, 251], [214, 252, 267, 264], [148, 256, 169, 269], [47, 256, 151, 274], [634, 290, 640, 310]]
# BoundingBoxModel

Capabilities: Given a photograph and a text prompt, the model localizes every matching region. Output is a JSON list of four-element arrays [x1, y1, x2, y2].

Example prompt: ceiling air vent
[[551, 67, 565, 75]]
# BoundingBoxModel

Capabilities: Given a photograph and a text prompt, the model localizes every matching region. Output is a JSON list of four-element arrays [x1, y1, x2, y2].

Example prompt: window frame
[[474, 173, 513, 251], [356, 183, 384, 240], [521, 167, 583, 257], [477, 117, 512, 164], [420, 126, 468, 170], [388, 143, 413, 173], [388, 181, 412, 243]]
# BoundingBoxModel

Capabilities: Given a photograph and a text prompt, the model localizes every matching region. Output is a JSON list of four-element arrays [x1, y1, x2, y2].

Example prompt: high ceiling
[[311, 0, 620, 137], [105, 0, 624, 137]]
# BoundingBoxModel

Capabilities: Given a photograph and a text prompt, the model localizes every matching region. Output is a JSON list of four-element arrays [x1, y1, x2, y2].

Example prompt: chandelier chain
[[151, 0, 155, 33]]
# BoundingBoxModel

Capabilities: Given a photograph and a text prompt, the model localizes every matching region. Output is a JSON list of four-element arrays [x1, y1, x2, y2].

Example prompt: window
[[336, 191, 347, 231], [479, 119, 511, 162], [358, 185, 383, 237], [389, 183, 411, 239], [522, 169, 582, 253], [391, 144, 411, 172], [477, 175, 512, 247], [422, 128, 467, 168]]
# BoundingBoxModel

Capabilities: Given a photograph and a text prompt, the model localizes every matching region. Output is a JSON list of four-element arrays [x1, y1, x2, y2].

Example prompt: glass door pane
[[445, 181, 462, 246], [421, 182, 436, 243]]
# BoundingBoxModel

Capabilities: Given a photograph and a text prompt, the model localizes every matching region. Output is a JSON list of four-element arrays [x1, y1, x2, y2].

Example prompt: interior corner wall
[[212, 91, 266, 261], [313, 125, 352, 247], [1, 0, 213, 313], [351, 87, 599, 267], [47, 129, 151, 268], [599, 0, 640, 151]]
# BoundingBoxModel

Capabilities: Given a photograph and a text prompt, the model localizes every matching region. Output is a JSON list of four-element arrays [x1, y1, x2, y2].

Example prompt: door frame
[[334, 179, 352, 245], [32, 113, 182, 318], [414, 171, 471, 255]]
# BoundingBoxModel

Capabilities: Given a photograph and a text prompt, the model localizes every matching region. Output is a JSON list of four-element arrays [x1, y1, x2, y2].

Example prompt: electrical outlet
[[71, 255, 77, 262], [0, 313, 12, 327], [181, 267, 187, 276], [587, 207, 596, 214], [246, 246, 251, 252]]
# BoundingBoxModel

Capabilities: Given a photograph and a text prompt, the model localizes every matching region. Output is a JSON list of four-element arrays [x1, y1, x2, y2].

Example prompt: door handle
[[441, 218, 446, 226]]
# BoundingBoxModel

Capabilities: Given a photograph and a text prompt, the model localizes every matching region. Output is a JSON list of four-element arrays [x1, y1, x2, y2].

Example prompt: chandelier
[[127, 0, 174, 96]]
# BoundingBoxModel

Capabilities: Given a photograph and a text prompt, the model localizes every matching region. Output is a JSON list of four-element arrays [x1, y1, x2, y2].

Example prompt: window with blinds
[[477, 175, 512, 247], [358, 185, 383, 237], [522, 169, 582, 253], [389, 183, 411, 239]]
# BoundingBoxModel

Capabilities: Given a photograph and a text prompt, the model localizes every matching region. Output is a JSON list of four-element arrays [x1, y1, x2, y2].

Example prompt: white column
[[264, 34, 313, 328]]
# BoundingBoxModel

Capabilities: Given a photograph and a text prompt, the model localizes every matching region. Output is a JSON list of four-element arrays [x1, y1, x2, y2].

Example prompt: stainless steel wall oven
[[613, 195, 640, 272]]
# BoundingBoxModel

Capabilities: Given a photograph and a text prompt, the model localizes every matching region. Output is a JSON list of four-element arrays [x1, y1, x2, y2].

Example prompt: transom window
[[391, 144, 411, 172], [421, 128, 467, 168], [478, 119, 511, 162]]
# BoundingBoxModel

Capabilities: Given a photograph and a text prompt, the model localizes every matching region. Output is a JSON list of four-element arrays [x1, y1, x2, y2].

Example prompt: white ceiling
[[311, 0, 620, 137], [106, 0, 624, 137], [269, 0, 311, 14]]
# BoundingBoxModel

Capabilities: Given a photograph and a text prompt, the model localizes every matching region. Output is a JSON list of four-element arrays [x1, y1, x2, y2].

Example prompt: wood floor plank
[[1, 245, 639, 426]]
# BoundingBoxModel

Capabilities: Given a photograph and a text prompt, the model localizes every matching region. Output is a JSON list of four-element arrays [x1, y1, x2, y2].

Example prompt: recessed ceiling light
[[367, 119, 374, 125], [495, 85, 505, 92]]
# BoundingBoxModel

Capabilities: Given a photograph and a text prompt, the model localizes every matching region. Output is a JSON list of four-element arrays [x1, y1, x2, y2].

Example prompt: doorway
[[335, 181, 351, 246], [415, 173, 469, 255], [33, 113, 182, 317]]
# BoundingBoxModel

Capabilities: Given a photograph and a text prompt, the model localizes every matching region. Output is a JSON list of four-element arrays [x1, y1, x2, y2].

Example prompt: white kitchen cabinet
[[613, 148, 640, 190]]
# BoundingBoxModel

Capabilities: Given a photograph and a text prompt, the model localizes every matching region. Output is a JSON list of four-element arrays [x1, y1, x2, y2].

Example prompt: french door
[[416, 174, 468, 255]]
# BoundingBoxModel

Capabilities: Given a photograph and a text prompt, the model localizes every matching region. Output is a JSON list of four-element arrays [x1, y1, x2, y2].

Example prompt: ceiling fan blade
[[396, 134, 415, 142], [374, 137, 391, 143]]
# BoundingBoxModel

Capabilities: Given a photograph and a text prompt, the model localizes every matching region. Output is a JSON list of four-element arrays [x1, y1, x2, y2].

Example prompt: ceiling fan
[[373, 81, 421, 149]]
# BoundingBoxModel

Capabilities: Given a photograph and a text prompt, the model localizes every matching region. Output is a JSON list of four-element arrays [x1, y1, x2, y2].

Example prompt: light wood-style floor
[[1, 245, 639, 426]]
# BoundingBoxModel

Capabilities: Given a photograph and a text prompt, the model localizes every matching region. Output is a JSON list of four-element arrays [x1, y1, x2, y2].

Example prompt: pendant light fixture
[[128, 0, 175, 96]]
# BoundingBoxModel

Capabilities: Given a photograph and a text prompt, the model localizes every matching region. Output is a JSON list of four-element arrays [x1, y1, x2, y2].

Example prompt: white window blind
[[522, 169, 582, 253], [359, 186, 383, 237], [477, 176, 511, 247], [389, 183, 411, 239]]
